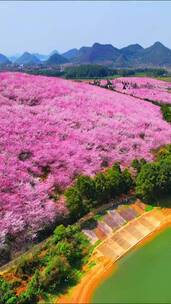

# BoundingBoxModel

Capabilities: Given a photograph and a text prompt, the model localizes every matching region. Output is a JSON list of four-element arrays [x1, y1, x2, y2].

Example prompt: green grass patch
[[145, 205, 154, 212], [73, 268, 84, 280], [157, 76, 171, 83], [93, 213, 104, 221], [161, 104, 171, 123], [88, 240, 102, 255], [88, 260, 96, 269]]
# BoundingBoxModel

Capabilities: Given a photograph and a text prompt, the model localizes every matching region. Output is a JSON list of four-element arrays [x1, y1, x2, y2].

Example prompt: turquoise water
[[92, 227, 171, 303]]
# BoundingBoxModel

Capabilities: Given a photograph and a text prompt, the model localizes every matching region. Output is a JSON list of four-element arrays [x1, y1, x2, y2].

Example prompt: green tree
[[56, 240, 78, 264], [6, 297, 18, 304], [122, 169, 133, 193], [135, 163, 159, 201], [157, 146, 171, 161], [42, 256, 71, 289], [131, 158, 147, 173], [0, 278, 17, 304], [15, 254, 40, 277], [53, 224, 67, 243], [76, 175, 96, 200], [135, 159, 171, 202], [65, 186, 86, 219], [18, 270, 42, 304], [94, 172, 110, 203], [161, 104, 171, 123], [105, 166, 123, 197], [64, 65, 112, 79], [156, 159, 171, 192]]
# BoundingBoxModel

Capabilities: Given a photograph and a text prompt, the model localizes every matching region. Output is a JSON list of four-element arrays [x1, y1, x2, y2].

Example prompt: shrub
[[55, 240, 77, 264], [161, 104, 171, 123], [0, 278, 17, 304], [156, 144, 171, 161], [15, 254, 40, 277], [18, 270, 42, 304], [6, 297, 18, 304], [52, 224, 67, 243], [42, 256, 71, 290], [131, 158, 147, 173]]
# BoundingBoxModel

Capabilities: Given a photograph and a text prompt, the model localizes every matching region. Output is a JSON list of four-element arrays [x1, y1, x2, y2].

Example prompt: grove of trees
[[64, 65, 112, 79], [136, 145, 171, 201], [65, 163, 133, 220], [0, 224, 90, 304]]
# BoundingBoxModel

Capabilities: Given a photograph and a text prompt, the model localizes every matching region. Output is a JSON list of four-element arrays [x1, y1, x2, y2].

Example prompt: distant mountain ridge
[[62, 42, 171, 68], [46, 53, 69, 65], [62, 48, 79, 60], [72, 43, 120, 64], [15, 52, 41, 65], [49, 50, 59, 56], [120, 44, 143, 61], [1, 41, 171, 67], [132, 41, 171, 67], [0, 53, 11, 66], [33, 53, 49, 61]]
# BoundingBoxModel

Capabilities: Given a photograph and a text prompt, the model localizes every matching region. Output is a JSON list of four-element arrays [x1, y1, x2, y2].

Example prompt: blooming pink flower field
[[110, 77, 171, 104], [0, 72, 171, 244]]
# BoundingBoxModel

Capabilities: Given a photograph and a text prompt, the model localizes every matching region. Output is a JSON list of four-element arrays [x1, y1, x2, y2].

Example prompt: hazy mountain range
[[1, 41, 171, 68]]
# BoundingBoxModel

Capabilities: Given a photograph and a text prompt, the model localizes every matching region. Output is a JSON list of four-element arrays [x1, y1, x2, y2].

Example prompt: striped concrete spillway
[[95, 209, 165, 262], [83, 200, 146, 244], [83, 201, 167, 262]]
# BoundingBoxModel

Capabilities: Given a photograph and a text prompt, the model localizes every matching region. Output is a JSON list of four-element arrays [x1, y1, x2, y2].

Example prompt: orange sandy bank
[[57, 255, 114, 304], [56, 208, 171, 304]]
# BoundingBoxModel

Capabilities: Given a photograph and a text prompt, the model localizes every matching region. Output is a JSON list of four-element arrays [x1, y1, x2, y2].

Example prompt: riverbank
[[56, 208, 171, 304], [57, 254, 114, 304]]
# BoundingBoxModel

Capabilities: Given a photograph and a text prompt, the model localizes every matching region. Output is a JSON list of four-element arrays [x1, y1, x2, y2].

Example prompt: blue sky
[[1, 1, 171, 55]]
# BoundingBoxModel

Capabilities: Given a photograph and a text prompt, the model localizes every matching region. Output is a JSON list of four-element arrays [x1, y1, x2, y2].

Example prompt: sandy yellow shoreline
[[56, 208, 171, 304]]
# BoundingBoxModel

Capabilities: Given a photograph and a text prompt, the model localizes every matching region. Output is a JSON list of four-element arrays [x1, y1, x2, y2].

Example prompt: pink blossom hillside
[[110, 77, 171, 104], [0, 72, 171, 244]]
